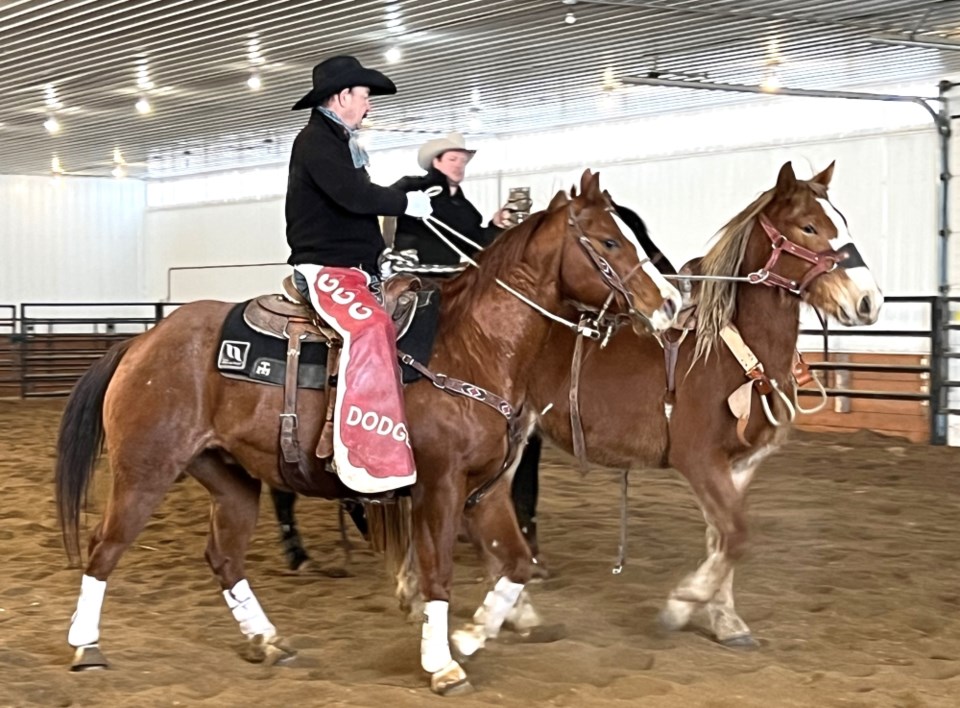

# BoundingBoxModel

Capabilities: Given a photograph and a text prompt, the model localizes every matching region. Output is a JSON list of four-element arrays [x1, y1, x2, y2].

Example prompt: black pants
[[511, 433, 541, 551]]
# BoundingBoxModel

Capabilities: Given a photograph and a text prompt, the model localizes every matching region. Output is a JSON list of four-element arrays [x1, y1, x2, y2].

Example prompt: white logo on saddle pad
[[345, 405, 408, 442], [255, 361, 272, 376], [218, 340, 250, 370]]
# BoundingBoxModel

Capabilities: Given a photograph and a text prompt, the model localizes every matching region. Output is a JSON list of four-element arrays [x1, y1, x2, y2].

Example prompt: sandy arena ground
[[1, 398, 959, 707]]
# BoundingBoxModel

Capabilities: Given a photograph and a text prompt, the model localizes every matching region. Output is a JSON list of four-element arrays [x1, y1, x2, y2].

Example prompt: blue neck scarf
[[316, 107, 369, 168]]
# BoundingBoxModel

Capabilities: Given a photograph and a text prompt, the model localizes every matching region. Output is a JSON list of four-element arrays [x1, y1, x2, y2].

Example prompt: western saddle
[[243, 273, 421, 494]]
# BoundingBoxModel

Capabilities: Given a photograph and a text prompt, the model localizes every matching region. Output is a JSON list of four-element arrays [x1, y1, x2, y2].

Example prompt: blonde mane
[[693, 188, 775, 362]]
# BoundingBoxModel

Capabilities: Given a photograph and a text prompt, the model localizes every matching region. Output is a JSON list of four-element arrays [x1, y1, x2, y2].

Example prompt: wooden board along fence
[[795, 352, 929, 443]]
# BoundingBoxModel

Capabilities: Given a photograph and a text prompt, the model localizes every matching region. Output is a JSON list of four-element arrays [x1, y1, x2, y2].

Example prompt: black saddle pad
[[215, 287, 441, 389]]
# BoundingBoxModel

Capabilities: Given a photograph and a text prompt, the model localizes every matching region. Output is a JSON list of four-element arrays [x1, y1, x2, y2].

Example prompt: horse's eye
[[603, 239, 619, 250], [802, 225, 817, 235]]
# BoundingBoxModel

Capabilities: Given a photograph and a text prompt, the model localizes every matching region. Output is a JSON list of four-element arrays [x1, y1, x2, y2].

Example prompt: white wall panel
[[142, 197, 288, 302], [143, 130, 939, 352], [0, 175, 145, 305]]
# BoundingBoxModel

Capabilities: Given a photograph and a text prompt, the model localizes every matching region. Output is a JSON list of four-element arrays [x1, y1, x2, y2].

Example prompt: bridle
[[667, 210, 867, 294], [418, 192, 662, 341], [567, 204, 656, 335], [751, 214, 867, 294]]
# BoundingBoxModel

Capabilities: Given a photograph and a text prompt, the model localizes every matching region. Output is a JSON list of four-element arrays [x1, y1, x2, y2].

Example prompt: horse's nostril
[[662, 297, 677, 320], [857, 295, 872, 317]]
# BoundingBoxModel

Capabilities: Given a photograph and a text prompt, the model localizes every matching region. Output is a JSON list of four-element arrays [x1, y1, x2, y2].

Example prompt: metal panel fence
[[799, 295, 959, 444], [10, 303, 181, 398], [1, 296, 958, 443]]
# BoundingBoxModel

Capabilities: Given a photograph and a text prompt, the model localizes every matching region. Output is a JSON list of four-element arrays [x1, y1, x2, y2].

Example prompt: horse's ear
[[569, 185, 578, 198], [812, 161, 835, 187], [578, 169, 593, 196], [548, 189, 570, 210], [586, 171, 602, 200], [776, 161, 797, 193]]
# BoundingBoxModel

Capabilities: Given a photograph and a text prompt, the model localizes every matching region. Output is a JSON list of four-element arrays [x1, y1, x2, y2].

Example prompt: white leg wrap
[[223, 579, 276, 640], [421, 600, 452, 673], [475, 577, 524, 639], [68, 574, 106, 647]]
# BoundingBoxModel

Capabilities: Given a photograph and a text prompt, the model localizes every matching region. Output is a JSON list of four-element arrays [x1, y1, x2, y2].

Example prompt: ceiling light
[[113, 148, 126, 165], [761, 67, 782, 92], [468, 115, 483, 131], [51, 156, 64, 174], [385, 47, 402, 64], [564, 11, 576, 24], [43, 116, 61, 135], [246, 73, 262, 91], [111, 165, 127, 179], [136, 97, 152, 114]]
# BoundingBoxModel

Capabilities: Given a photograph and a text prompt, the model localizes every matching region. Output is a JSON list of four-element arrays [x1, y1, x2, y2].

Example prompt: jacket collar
[[426, 166, 464, 197], [309, 109, 350, 142]]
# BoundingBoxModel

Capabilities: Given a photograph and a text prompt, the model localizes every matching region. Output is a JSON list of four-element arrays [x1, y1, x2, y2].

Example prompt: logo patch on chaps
[[345, 405, 409, 442], [218, 340, 250, 370]]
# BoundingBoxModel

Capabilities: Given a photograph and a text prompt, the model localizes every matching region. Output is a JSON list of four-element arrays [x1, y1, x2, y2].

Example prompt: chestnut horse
[[55, 170, 682, 694], [393, 161, 883, 659]]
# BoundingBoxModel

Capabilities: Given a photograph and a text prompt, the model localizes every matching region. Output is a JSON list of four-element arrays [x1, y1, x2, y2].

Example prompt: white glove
[[404, 190, 433, 218]]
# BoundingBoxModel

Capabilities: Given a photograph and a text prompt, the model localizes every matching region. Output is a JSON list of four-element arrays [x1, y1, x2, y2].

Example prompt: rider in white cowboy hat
[[385, 132, 511, 275]]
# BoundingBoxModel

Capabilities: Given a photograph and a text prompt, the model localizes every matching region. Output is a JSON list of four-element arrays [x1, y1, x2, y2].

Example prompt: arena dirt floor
[[1, 398, 959, 707]]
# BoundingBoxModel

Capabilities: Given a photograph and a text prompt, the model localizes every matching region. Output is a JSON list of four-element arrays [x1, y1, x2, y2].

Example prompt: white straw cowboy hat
[[417, 132, 476, 171]]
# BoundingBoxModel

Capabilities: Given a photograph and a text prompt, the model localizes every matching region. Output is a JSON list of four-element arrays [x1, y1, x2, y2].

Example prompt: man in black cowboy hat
[[285, 55, 432, 495]]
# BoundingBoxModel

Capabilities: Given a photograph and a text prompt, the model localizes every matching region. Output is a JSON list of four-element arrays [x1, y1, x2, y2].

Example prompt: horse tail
[[365, 497, 414, 598], [55, 339, 133, 564]]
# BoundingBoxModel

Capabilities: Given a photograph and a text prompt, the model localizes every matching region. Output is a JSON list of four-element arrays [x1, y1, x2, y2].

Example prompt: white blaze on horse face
[[610, 211, 683, 327], [816, 198, 883, 316]]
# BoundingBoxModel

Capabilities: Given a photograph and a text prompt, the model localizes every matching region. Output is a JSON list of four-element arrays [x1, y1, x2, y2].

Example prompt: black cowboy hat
[[292, 55, 397, 110]]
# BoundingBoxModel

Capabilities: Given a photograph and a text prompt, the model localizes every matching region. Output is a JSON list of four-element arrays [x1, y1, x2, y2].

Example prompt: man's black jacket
[[392, 168, 500, 267], [286, 110, 408, 273]]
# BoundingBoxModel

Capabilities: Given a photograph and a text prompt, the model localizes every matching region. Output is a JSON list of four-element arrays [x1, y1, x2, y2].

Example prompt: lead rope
[[613, 469, 629, 575]]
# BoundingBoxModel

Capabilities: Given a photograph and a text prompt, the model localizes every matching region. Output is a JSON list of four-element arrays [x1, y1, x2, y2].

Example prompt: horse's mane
[[692, 189, 774, 362], [693, 179, 828, 362], [440, 208, 551, 319]]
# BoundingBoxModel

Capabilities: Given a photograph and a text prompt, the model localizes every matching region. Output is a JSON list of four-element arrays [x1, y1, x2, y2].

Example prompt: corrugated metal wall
[[0, 174, 145, 304]]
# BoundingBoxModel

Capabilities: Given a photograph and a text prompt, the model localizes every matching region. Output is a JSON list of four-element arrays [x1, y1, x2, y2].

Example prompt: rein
[[410, 194, 651, 506], [418, 190, 650, 341]]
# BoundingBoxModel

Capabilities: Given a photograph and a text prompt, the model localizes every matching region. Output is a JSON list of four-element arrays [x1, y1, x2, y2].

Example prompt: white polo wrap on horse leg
[[421, 600, 453, 673], [476, 576, 525, 638], [68, 574, 106, 647], [223, 579, 276, 640]]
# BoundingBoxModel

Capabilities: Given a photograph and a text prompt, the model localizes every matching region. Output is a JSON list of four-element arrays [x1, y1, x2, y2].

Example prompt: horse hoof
[[244, 634, 297, 665], [430, 660, 472, 696], [71, 644, 109, 671], [720, 633, 759, 650]]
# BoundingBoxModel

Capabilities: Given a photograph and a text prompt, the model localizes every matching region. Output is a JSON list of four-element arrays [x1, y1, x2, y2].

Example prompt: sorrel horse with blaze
[[54, 170, 682, 694], [395, 161, 883, 659]]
